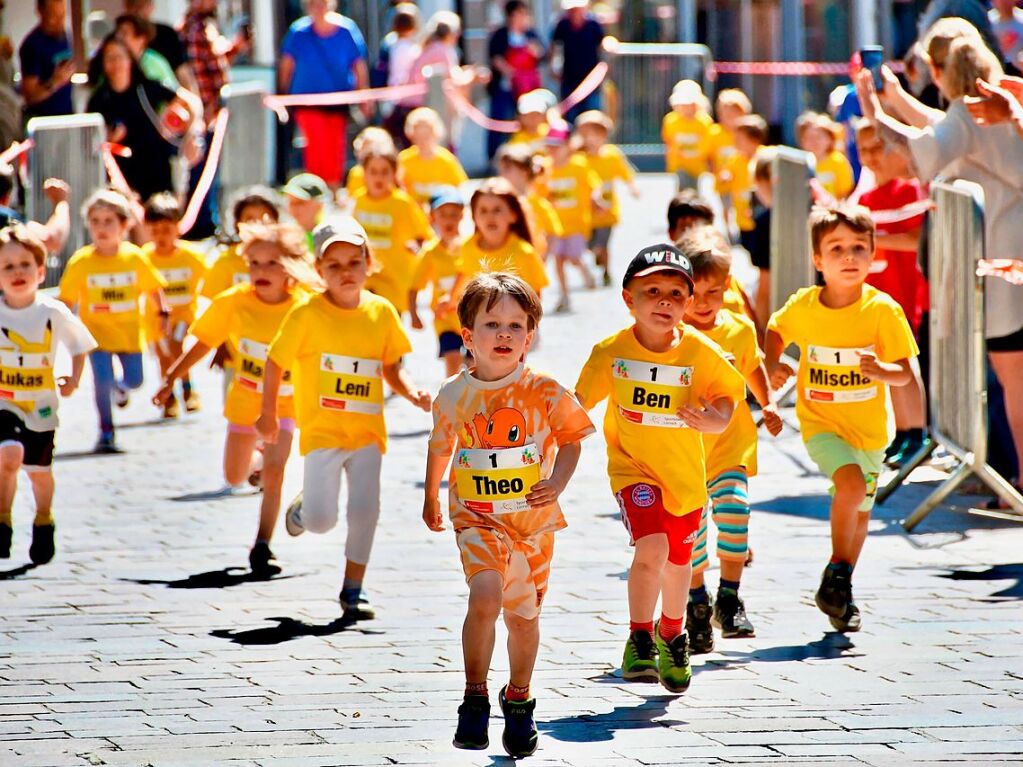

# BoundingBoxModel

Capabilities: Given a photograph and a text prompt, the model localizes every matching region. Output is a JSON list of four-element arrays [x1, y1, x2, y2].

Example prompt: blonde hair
[[404, 107, 446, 142], [942, 37, 1001, 100], [810, 113, 843, 151], [575, 110, 614, 134], [81, 188, 132, 223], [352, 126, 396, 160], [238, 222, 323, 290], [923, 16, 982, 70], [715, 88, 752, 116], [0, 224, 47, 267]]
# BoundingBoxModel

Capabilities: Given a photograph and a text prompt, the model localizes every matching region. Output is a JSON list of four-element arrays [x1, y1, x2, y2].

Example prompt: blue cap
[[430, 186, 465, 211]]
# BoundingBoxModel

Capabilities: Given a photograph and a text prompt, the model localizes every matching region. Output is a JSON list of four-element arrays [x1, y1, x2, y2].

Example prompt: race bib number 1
[[612, 358, 692, 428], [319, 354, 383, 414], [805, 344, 877, 403], [455, 444, 542, 514]]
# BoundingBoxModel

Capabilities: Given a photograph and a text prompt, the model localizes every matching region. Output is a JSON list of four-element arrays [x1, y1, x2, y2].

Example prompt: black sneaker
[[499, 686, 538, 757], [248, 542, 281, 578], [714, 590, 755, 638], [884, 432, 907, 464], [339, 590, 376, 621], [29, 524, 55, 565], [829, 600, 862, 633], [453, 694, 490, 750], [94, 433, 123, 454], [687, 599, 715, 654], [815, 566, 851, 620], [0, 522, 11, 558]]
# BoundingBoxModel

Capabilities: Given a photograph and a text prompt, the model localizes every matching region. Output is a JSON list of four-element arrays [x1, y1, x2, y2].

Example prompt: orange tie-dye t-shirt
[[429, 364, 595, 541]]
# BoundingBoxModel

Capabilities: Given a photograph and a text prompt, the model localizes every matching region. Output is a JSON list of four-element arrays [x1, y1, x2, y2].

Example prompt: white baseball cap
[[669, 79, 703, 107], [312, 216, 369, 257], [561, 0, 589, 9]]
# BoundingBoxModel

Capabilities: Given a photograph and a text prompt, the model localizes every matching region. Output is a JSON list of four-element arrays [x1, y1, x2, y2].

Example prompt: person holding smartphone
[[19, 0, 76, 119]]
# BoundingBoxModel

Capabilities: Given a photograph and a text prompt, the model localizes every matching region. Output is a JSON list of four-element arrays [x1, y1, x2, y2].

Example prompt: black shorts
[[438, 330, 463, 357], [988, 325, 1023, 353], [0, 410, 55, 469]]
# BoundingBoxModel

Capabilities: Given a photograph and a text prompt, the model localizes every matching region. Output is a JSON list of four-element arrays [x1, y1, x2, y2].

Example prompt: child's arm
[[382, 362, 432, 412], [407, 288, 424, 330], [422, 449, 451, 532], [875, 226, 921, 252], [745, 363, 783, 436], [859, 354, 914, 387], [764, 329, 794, 389], [677, 396, 735, 434], [525, 439, 583, 509], [153, 340, 212, 405], [57, 352, 87, 397], [151, 288, 170, 335], [256, 358, 284, 444]]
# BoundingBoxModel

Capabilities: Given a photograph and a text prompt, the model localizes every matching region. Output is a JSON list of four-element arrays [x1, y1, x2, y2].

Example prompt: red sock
[[505, 682, 530, 701], [659, 614, 683, 641], [630, 620, 654, 634], [465, 681, 488, 698]]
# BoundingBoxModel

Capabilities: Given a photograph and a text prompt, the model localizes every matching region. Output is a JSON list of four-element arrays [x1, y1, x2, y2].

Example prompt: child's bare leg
[[443, 350, 462, 377], [504, 611, 539, 692], [463, 570, 503, 689], [720, 558, 745, 583], [555, 256, 570, 303], [661, 560, 691, 626], [851, 512, 871, 568], [628, 534, 668, 623], [224, 431, 259, 487], [256, 429, 293, 543], [830, 465, 867, 564], [0, 444, 23, 524], [27, 470, 54, 525]]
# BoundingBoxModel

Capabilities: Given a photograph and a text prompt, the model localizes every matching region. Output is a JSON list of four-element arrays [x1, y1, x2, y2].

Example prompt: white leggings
[[301, 444, 382, 565]]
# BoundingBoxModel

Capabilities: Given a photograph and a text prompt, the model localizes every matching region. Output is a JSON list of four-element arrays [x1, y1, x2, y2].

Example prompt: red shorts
[[615, 483, 702, 565], [294, 108, 347, 187]]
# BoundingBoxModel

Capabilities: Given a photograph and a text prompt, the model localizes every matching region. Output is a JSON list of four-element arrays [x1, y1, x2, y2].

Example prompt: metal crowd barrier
[[219, 81, 272, 210], [25, 113, 106, 288], [604, 42, 713, 159], [883, 181, 1023, 529]]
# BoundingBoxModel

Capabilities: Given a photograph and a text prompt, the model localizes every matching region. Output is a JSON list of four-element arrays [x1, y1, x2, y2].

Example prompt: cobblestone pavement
[[2, 176, 1022, 766]]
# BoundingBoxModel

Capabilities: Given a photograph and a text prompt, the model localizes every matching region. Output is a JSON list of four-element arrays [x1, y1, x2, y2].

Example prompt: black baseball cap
[[622, 244, 695, 289]]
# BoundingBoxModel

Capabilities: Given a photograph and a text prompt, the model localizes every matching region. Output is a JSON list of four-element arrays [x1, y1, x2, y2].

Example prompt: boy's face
[[855, 130, 885, 174], [519, 112, 544, 132], [804, 126, 831, 155], [363, 156, 396, 197], [674, 103, 698, 119], [717, 103, 743, 130], [238, 202, 277, 226], [623, 272, 693, 334], [244, 241, 289, 299], [409, 121, 437, 148], [813, 223, 874, 289], [87, 205, 128, 249], [461, 294, 533, 370], [685, 272, 728, 328], [145, 219, 178, 252], [431, 203, 463, 241], [0, 244, 44, 301], [577, 123, 606, 152], [286, 195, 322, 232], [317, 241, 369, 295]]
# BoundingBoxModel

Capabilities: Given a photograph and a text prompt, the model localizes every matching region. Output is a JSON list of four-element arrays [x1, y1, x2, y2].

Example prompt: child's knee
[[833, 465, 867, 504], [300, 501, 339, 534], [0, 445, 23, 474], [504, 611, 538, 635], [467, 571, 504, 619], [632, 535, 669, 573]]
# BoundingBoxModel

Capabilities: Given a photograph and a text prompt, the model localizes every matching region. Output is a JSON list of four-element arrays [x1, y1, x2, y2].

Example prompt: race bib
[[86, 271, 138, 314], [805, 344, 877, 403], [455, 443, 542, 514], [355, 211, 394, 251], [160, 267, 194, 307], [318, 354, 383, 414], [612, 357, 692, 428], [235, 338, 293, 396], [547, 177, 578, 209], [0, 349, 54, 410]]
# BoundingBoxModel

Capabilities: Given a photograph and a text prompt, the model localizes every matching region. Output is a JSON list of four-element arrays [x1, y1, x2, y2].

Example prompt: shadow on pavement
[[169, 487, 259, 502], [123, 567, 299, 589], [539, 696, 682, 742], [209, 615, 383, 645], [390, 428, 431, 440], [712, 632, 861, 665], [936, 562, 1023, 601], [0, 563, 38, 580], [54, 450, 120, 461]]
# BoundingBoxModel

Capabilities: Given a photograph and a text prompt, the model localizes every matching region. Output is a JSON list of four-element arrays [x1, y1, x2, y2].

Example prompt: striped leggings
[[691, 468, 750, 575]]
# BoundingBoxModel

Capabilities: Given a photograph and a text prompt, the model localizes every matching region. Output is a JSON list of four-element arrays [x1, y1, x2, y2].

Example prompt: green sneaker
[[654, 626, 692, 693], [621, 630, 659, 682]]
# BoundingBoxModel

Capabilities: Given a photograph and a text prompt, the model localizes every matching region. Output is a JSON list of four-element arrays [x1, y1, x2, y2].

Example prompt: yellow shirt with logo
[[546, 154, 601, 237], [411, 236, 466, 336], [575, 325, 746, 515], [268, 292, 412, 455], [353, 188, 433, 312], [57, 243, 166, 353], [815, 150, 855, 201], [398, 146, 468, 207], [768, 285, 918, 451], [202, 244, 249, 299], [460, 233, 548, 294], [583, 144, 634, 228], [142, 242, 207, 343], [697, 310, 762, 478], [189, 283, 301, 425], [661, 110, 715, 177]]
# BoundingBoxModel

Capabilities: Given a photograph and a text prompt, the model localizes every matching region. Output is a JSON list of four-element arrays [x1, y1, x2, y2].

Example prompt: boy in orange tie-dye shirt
[[423, 273, 593, 758]]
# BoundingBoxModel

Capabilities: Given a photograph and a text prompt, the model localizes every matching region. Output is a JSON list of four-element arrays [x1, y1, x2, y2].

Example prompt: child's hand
[[761, 402, 783, 436], [152, 380, 173, 406], [256, 412, 279, 444], [769, 363, 794, 389], [422, 497, 444, 531], [409, 389, 432, 412], [409, 311, 424, 330], [210, 343, 232, 369], [677, 397, 731, 433], [43, 178, 70, 205], [526, 478, 564, 509], [57, 376, 77, 397], [858, 352, 883, 379]]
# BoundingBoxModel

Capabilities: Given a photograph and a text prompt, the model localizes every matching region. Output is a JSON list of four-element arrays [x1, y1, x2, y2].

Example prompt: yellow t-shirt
[[583, 144, 635, 229], [268, 291, 412, 455], [723, 275, 749, 319], [661, 110, 715, 177], [575, 325, 747, 515], [508, 123, 549, 154], [398, 146, 468, 207], [815, 150, 855, 200], [460, 233, 548, 294], [57, 242, 166, 353], [189, 283, 300, 425], [768, 285, 918, 451], [546, 154, 601, 237], [353, 188, 434, 312], [709, 124, 738, 191], [142, 242, 207, 342], [202, 245, 249, 300], [696, 310, 762, 478], [722, 151, 755, 231], [346, 164, 365, 198], [411, 236, 466, 336]]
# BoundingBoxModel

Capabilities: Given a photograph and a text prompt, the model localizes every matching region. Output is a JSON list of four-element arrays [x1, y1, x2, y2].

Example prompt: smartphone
[[52, 49, 72, 67], [860, 46, 884, 91]]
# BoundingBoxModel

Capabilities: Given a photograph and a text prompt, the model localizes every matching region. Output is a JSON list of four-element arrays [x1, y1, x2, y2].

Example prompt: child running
[[423, 272, 593, 756], [154, 223, 318, 576], [508, 89, 552, 154], [662, 79, 714, 190], [259, 217, 431, 620], [575, 244, 745, 692], [282, 173, 330, 251], [0, 225, 96, 564], [58, 189, 167, 453], [495, 143, 561, 262], [409, 187, 468, 377], [398, 107, 468, 209], [141, 193, 207, 419], [678, 233, 783, 653], [344, 127, 396, 201], [765, 205, 918, 632], [805, 114, 855, 201]]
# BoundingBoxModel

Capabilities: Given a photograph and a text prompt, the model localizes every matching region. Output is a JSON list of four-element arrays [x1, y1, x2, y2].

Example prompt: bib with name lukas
[[318, 354, 383, 414], [612, 357, 693, 428], [455, 443, 541, 514], [804, 344, 876, 403]]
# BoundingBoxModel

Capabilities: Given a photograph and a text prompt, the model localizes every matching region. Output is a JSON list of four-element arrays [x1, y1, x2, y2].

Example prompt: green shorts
[[805, 432, 885, 513]]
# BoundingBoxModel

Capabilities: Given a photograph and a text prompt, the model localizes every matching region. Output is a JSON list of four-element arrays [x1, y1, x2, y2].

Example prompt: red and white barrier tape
[[977, 259, 1023, 286], [0, 139, 34, 166], [100, 142, 146, 223], [178, 108, 230, 235], [868, 198, 934, 226], [708, 60, 904, 78], [263, 82, 428, 122]]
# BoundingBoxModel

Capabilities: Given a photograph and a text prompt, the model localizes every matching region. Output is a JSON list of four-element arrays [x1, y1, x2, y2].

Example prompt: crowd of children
[[0, 75, 937, 759]]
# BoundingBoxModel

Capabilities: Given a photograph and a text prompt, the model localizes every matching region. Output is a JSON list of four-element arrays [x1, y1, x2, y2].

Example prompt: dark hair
[[96, 33, 146, 87], [0, 164, 13, 202], [393, 5, 418, 34], [667, 190, 714, 233], [359, 143, 399, 171], [470, 177, 533, 245], [231, 186, 280, 231], [458, 272, 543, 332], [734, 114, 769, 144], [144, 192, 181, 224], [495, 143, 544, 180], [0, 224, 47, 267], [505, 0, 528, 16], [114, 14, 155, 43], [809, 204, 875, 254]]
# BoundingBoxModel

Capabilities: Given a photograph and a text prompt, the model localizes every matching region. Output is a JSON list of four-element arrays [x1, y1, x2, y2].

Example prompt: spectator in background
[[124, 0, 194, 91], [0, 164, 70, 255], [106, 15, 179, 90], [917, 0, 1001, 58], [19, 0, 76, 120], [551, 0, 605, 123], [279, 0, 370, 190], [487, 1, 546, 159], [0, 2, 22, 148], [380, 4, 421, 150], [989, 0, 1023, 72]]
